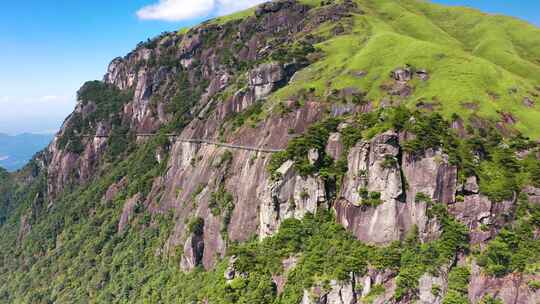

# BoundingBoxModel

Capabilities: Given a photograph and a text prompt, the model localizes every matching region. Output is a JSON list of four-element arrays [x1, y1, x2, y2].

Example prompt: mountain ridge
[[0, 0, 539, 303]]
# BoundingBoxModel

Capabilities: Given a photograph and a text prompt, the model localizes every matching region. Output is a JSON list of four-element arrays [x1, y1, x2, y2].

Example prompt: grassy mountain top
[[0, 1, 539, 303], [263, 0, 540, 138]]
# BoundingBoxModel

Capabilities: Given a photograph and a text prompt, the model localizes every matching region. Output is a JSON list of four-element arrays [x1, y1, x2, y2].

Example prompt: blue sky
[[0, 0, 538, 134]]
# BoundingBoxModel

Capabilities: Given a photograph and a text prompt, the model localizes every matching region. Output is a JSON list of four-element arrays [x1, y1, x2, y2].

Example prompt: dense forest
[[1, 0, 540, 303]]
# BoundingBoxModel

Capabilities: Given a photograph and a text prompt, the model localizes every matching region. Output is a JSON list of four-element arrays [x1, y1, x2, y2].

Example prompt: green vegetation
[[477, 195, 540, 277], [528, 280, 540, 291], [56, 81, 133, 154], [358, 188, 383, 207], [442, 267, 470, 304], [269, 117, 341, 177], [209, 185, 235, 217], [394, 201, 469, 301], [0, 168, 15, 225], [270, 0, 540, 139], [188, 217, 205, 235], [215, 150, 234, 169], [480, 295, 504, 304], [2, 0, 540, 302], [228, 101, 263, 130]]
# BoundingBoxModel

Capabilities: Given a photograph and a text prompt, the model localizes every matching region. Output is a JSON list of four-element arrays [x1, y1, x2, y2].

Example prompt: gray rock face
[[47, 109, 110, 199], [524, 186, 540, 204], [341, 131, 402, 207], [181, 233, 205, 271], [469, 261, 540, 304], [272, 255, 299, 294], [403, 149, 457, 205], [259, 160, 327, 238], [103, 178, 127, 203], [216, 62, 286, 120], [523, 96, 535, 108], [402, 148, 457, 241], [248, 62, 286, 100], [154, 100, 325, 270], [308, 148, 320, 165], [391, 67, 413, 82], [17, 213, 32, 245], [336, 131, 404, 244], [464, 176, 480, 194], [325, 133, 344, 160], [301, 276, 357, 304], [336, 133, 458, 244], [449, 193, 516, 244], [418, 273, 444, 304], [118, 194, 141, 233], [356, 268, 397, 304]]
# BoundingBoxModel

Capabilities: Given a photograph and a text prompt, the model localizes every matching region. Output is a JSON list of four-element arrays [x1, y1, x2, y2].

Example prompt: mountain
[[0, 133, 54, 171], [1, 0, 540, 303]]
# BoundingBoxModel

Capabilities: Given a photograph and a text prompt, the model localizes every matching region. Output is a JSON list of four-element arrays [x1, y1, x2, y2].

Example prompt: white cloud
[[40, 95, 60, 102], [136, 0, 265, 22]]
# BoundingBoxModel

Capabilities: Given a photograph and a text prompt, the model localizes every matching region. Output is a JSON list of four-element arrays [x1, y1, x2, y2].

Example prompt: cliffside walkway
[[83, 134, 284, 154]]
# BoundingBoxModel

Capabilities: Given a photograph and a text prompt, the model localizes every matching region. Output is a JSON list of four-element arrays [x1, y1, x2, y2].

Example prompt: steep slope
[[0, 0, 539, 303]]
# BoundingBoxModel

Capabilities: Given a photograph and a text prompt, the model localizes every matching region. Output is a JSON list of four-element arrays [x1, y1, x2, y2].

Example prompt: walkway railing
[[81, 134, 284, 153]]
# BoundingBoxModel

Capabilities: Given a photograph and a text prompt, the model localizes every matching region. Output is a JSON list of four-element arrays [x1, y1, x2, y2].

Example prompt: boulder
[[524, 186, 540, 204], [500, 112, 517, 125], [416, 69, 430, 81], [464, 176, 480, 194], [523, 96, 535, 108], [224, 256, 238, 282], [391, 67, 413, 82], [308, 148, 319, 165]]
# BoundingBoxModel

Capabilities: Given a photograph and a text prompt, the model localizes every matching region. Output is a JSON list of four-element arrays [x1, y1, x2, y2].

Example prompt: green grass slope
[[277, 0, 540, 139]]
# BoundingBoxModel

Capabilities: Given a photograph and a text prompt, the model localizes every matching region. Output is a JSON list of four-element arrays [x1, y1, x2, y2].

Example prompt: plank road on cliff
[[77, 134, 284, 153]]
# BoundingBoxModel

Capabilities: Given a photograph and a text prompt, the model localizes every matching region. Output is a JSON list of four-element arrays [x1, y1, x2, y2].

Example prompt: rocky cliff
[[1, 0, 540, 303]]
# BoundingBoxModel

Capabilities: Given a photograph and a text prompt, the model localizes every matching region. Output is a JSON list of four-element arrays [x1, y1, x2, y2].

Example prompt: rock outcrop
[[469, 261, 540, 304], [336, 132, 459, 244], [118, 194, 141, 233], [301, 277, 357, 304], [336, 131, 404, 244], [259, 160, 327, 238], [10, 1, 540, 303], [217, 62, 287, 120], [181, 232, 205, 271], [418, 273, 445, 304]]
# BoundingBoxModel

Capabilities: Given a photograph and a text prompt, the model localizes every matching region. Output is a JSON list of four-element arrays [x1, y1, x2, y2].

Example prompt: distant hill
[[0, 133, 53, 171]]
